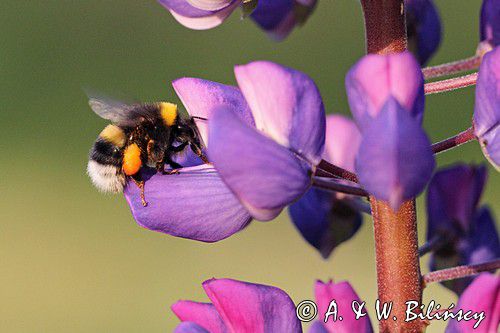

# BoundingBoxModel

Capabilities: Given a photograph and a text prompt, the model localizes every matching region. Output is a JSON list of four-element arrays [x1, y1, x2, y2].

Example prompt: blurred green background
[[0, 0, 497, 332]]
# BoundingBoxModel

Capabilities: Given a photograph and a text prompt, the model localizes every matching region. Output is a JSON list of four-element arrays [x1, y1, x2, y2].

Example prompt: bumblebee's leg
[[130, 174, 147, 207], [190, 143, 209, 164], [160, 157, 183, 175]]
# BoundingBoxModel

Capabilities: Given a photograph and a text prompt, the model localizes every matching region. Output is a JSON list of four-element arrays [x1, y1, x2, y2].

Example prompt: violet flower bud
[[289, 115, 364, 258], [480, 0, 500, 47], [405, 0, 442, 65], [346, 51, 435, 209], [426, 164, 500, 294]]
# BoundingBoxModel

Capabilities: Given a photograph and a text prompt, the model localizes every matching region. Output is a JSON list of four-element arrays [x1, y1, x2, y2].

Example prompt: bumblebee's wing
[[87, 94, 142, 127]]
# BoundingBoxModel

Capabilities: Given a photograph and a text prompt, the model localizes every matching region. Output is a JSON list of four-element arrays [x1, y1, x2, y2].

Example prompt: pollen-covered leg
[[130, 175, 147, 207]]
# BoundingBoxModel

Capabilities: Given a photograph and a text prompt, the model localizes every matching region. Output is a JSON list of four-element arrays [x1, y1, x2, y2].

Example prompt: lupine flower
[[345, 51, 435, 209], [445, 273, 500, 333], [474, 46, 500, 170], [124, 79, 255, 242], [480, 0, 500, 47], [208, 61, 326, 221], [310, 280, 373, 333], [405, 0, 442, 65], [289, 115, 364, 258], [171, 278, 302, 332], [125, 61, 324, 239], [426, 164, 500, 294], [158, 0, 317, 40]]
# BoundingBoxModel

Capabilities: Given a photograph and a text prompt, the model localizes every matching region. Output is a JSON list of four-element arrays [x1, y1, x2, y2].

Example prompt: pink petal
[[203, 278, 302, 333], [172, 300, 226, 333]]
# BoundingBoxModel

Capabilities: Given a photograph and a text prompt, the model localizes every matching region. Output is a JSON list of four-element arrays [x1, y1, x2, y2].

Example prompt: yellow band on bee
[[160, 102, 178, 126], [100, 124, 126, 148]]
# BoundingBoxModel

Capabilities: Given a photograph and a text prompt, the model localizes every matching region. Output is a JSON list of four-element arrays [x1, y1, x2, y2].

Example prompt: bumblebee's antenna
[[191, 116, 208, 121]]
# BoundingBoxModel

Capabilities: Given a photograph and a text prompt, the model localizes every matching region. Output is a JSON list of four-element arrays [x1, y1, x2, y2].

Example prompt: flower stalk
[[422, 55, 482, 79], [312, 177, 368, 197], [432, 127, 476, 154], [423, 259, 500, 285], [360, 1, 423, 332], [424, 72, 478, 95]]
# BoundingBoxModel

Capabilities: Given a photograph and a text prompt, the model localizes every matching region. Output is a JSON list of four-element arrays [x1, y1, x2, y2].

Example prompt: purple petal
[[123, 165, 251, 242], [473, 46, 500, 170], [208, 107, 311, 221], [355, 97, 435, 209], [315, 280, 373, 333], [289, 188, 363, 258], [174, 322, 211, 333], [445, 273, 500, 333], [480, 0, 500, 46], [203, 278, 302, 333], [186, 0, 234, 11], [323, 115, 361, 172], [429, 206, 500, 295], [172, 301, 226, 333], [345, 51, 425, 130], [234, 61, 326, 164], [426, 164, 487, 235], [405, 0, 442, 65], [173, 77, 254, 146], [469, 206, 500, 264], [250, 0, 296, 41], [159, 0, 239, 30]]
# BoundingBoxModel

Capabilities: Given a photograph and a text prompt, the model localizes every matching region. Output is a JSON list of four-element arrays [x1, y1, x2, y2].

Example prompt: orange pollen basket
[[122, 143, 142, 176]]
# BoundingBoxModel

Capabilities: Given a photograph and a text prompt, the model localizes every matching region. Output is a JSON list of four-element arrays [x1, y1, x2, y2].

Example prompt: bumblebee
[[87, 96, 207, 206]]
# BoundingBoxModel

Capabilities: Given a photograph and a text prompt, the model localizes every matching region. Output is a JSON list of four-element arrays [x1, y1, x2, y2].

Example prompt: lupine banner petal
[[345, 51, 425, 130], [203, 278, 302, 333], [355, 97, 435, 209], [124, 165, 251, 242], [208, 108, 311, 221], [173, 77, 254, 146], [234, 61, 326, 164]]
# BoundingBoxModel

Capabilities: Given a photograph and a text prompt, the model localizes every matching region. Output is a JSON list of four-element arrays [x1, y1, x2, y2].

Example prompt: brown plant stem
[[360, 1, 423, 332], [424, 73, 478, 95], [431, 127, 476, 154], [423, 259, 500, 286], [422, 55, 481, 79]]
